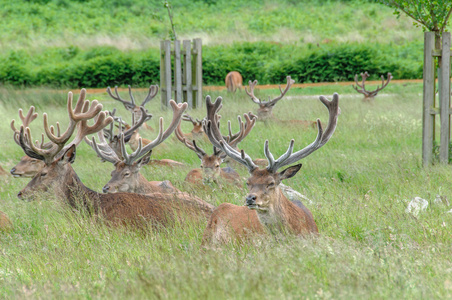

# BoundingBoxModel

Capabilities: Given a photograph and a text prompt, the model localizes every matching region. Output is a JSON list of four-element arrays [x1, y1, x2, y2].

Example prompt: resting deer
[[246, 76, 316, 128], [0, 211, 12, 232], [86, 100, 186, 194], [353, 72, 393, 101], [106, 85, 158, 131], [181, 113, 207, 141], [16, 89, 213, 228], [175, 113, 256, 187], [202, 93, 339, 244], [10, 106, 46, 178], [225, 71, 243, 93]]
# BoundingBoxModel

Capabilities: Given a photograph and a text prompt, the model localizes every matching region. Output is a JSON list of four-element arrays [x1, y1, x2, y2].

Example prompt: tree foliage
[[378, 0, 452, 36]]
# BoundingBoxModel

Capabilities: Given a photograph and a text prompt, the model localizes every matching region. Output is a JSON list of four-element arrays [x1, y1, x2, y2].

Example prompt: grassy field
[[0, 83, 451, 298]]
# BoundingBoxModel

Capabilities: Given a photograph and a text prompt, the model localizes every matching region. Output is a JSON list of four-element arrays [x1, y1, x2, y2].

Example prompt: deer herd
[[1, 73, 344, 247]]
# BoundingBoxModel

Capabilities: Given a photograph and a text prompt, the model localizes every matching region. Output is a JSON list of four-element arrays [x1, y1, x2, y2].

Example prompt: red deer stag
[[16, 90, 213, 228], [202, 93, 339, 244], [106, 85, 158, 131], [225, 71, 243, 93], [86, 100, 188, 194], [353, 72, 393, 101], [180, 113, 207, 141], [246, 76, 316, 127], [10, 106, 46, 177], [175, 113, 256, 187]]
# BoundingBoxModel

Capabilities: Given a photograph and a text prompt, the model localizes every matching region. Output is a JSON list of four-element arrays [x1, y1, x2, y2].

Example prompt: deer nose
[[246, 194, 257, 206], [10, 168, 16, 174], [17, 191, 22, 199], [102, 185, 110, 193]]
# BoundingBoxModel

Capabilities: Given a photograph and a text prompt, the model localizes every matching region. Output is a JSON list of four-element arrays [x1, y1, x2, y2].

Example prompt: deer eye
[[215, 164, 220, 168], [30, 160, 37, 164], [123, 172, 130, 177], [267, 182, 275, 189], [40, 172, 47, 177]]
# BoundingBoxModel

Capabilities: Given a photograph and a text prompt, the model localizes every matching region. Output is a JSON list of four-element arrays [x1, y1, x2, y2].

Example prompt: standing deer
[[202, 93, 339, 244], [16, 90, 213, 228], [106, 85, 158, 131], [86, 100, 187, 194], [246, 76, 316, 128], [175, 113, 256, 187], [225, 71, 243, 93], [352, 72, 393, 101], [10, 106, 46, 178]]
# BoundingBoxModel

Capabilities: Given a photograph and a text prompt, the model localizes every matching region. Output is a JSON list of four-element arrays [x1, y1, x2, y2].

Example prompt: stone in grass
[[405, 197, 428, 217], [280, 183, 313, 206]]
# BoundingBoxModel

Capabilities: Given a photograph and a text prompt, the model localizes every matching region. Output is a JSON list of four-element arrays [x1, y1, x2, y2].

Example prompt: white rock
[[405, 197, 428, 216]]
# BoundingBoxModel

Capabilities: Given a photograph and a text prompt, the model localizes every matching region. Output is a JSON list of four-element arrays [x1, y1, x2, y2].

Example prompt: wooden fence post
[[160, 39, 202, 109], [439, 32, 451, 164], [422, 32, 436, 166]]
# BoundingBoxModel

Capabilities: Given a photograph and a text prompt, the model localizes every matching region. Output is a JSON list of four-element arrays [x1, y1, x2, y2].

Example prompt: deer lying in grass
[[175, 113, 256, 187], [202, 93, 339, 244], [181, 113, 208, 141], [16, 89, 213, 228], [225, 71, 243, 93], [0, 211, 12, 232], [10, 107, 46, 178], [106, 85, 158, 131], [352, 72, 393, 101], [86, 100, 187, 194], [246, 76, 316, 127]]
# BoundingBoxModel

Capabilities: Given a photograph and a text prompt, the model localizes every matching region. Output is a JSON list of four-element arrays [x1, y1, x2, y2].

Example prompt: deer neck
[[256, 187, 291, 234], [135, 172, 155, 194], [62, 165, 101, 213]]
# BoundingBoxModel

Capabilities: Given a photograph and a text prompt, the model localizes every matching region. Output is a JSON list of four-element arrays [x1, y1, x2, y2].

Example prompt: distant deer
[[10, 106, 46, 178], [86, 100, 187, 194], [0, 211, 12, 232], [175, 112, 256, 187], [202, 93, 339, 244], [106, 85, 158, 131], [15, 89, 213, 228], [225, 71, 243, 93], [353, 72, 393, 101], [180, 113, 207, 141], [245, 76, 316, 127]]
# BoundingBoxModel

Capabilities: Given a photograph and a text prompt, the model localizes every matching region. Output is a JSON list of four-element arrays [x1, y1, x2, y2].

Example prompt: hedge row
[[0, 42, 423, 88]]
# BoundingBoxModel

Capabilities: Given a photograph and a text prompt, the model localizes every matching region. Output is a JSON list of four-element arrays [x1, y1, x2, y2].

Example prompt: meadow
[[0, 82, 451, 299]]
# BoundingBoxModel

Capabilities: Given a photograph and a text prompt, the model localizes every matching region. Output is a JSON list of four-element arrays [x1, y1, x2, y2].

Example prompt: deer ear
[[278, 164, 302, 181], [136, 150, 152, 168], [59, 144, 76, 165]]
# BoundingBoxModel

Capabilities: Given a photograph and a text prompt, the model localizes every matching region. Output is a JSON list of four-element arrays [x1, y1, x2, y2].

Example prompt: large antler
[[225, 112, 257, 150], [102, 100, 187, 166], [353, 72, 393, 99], [106, 85, 159, 112], [204, 93, 340, 173], [245, 76, 295, 107], [204, 96, 258, 172], [11, 107, 38, 146], [175, 121, 207, 159], [17, 89, 113, 164]]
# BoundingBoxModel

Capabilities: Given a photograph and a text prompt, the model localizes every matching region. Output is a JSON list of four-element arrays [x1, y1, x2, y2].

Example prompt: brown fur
[[10, 156, 46, 178], [202, 203, 263, 245], [185, 154, 241, 187], [18, 146, 214, 228], [0, 211, 13, 231], [225, 71, 243, 93]]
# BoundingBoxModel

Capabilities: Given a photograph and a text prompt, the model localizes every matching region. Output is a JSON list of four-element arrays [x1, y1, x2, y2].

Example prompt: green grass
[[1, 84, 452, 298]]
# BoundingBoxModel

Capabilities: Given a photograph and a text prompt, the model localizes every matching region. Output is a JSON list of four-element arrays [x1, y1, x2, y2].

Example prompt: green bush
[[0, 42, 423, 88]]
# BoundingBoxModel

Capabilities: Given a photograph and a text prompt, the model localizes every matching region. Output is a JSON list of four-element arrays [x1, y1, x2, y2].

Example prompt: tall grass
[[0, 84, 451, 298]]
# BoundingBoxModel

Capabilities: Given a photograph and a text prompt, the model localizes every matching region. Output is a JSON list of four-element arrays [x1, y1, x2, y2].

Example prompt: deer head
[[16, 89, 113, 200], [182, 113, 205, 140], [353, 72, 393, 101], [204, 94, 339, 229], [245, 76, 295, 121], [87, 100, 188, 193]]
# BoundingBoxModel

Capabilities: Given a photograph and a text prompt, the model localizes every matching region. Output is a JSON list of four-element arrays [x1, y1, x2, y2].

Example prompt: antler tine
[[204, 96, 257, 171], [192, 140, 207, 158], [182, 113, 197, 125], [106, 86, 135, 111], [141, 85, 159, 107], [21, 126, 63, 164], [127, 85, 136, 106], [245, 80, 261, 104], [266, 76, 295, 106], [86, 132, 122, 165], [11, 106, 39, 146], [175, 119, 206, 157], [374, 72, 393, 94], [123, 106, 153, 138], [267, 93, 340, 172], [228, 112, 257, 149]]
